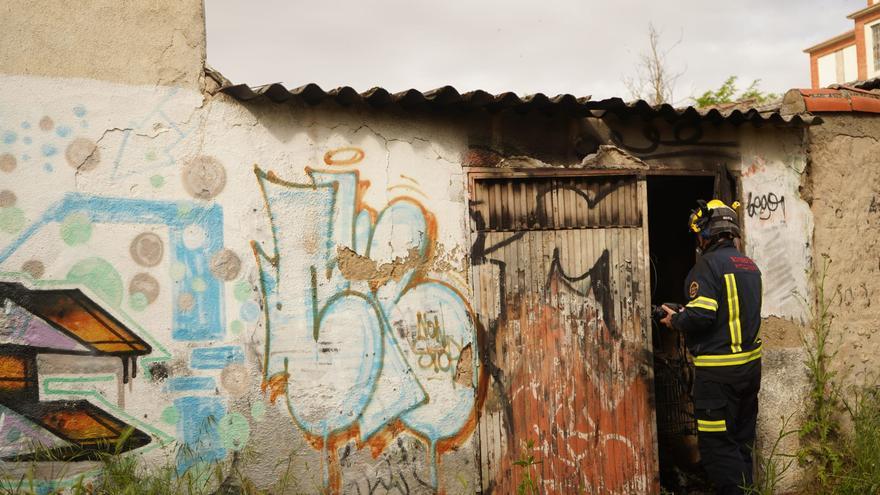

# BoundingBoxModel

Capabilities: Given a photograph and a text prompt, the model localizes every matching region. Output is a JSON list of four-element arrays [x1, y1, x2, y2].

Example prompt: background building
[[806, 0, 880, 87]]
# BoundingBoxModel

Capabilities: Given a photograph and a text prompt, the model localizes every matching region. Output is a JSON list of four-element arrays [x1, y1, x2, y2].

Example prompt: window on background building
[[873, 23, 880, 72]]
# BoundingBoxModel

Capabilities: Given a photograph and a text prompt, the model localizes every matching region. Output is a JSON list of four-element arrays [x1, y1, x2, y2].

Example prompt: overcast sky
[[205, 0, 862, 104]]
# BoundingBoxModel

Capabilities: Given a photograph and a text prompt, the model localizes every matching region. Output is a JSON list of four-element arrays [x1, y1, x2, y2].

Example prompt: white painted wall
[[739, 128, 813, 323], [0, 74, 479, 493], [818, 52, 838, 87], [0, 70, 821, 494]]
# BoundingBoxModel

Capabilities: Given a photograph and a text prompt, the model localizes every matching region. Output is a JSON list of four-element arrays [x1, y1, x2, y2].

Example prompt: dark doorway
[[647, 175, 715, 493]]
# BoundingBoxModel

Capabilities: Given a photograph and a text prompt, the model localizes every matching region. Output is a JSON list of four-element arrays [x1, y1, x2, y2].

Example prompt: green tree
[[694, 76, 779, 108]]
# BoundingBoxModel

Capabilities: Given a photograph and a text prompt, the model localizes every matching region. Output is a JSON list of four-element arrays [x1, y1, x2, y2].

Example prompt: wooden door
[[468, 171, 659, 494]]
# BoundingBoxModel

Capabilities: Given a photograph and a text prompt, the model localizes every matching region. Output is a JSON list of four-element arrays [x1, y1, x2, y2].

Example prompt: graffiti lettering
[[746, 191, 785, 220], [546, 248, 616, 337], [341, 437, 435, 495], [402, 311, 463, 373], [252, 148, 483, 493], [0, 283, 152, 461], [0, 193, 237, 476], [609, 121, 739, 161]]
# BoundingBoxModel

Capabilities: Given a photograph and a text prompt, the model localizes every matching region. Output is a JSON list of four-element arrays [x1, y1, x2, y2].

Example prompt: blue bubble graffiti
[[0, 193, 224, 341], [0, 192, 231, 473], [252, 148, 481, 492]]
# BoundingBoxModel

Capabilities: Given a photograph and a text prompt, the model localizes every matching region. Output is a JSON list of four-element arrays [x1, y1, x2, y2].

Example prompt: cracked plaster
[[0, 4, 858, 489]]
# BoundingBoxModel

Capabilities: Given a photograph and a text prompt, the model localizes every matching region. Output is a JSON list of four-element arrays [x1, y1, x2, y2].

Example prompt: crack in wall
[[324, 121, 460, 167], [73, 127, 132, 188]]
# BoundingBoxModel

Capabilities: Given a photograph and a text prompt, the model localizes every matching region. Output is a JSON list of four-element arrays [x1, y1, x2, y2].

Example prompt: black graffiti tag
[[746, 192, 785, 220]]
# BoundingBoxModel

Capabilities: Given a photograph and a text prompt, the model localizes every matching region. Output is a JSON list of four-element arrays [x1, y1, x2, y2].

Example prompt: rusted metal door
[[468, 170, 658, 494]]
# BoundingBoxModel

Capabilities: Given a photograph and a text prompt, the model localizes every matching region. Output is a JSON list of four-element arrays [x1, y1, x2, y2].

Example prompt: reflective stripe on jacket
[[672, 239, 763, 368]]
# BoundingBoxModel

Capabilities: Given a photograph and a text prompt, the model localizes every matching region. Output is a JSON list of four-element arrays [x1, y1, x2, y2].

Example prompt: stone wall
[[809, 114, 880, 384]]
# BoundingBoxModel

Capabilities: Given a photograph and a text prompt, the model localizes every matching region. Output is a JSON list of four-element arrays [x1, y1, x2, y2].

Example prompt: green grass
[[794, 255, 880, 494], [829, 385, 880, 494], [0, 429, 307, 495]]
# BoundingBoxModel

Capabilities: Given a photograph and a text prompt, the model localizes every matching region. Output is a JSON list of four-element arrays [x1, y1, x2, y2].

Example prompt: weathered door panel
[[469, 173, 658, 494]]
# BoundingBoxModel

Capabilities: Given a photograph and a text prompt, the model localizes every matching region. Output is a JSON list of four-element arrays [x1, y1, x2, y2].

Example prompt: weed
[[832, 384, 880, 493], [795, 255, 880, 494], [745, 414, 798, 495], [513, 439, 541, 495], [798, 255, 843, 490]]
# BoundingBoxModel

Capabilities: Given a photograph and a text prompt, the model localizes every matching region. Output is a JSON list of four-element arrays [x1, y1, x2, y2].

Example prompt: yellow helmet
[[688, 199, 741, 238]]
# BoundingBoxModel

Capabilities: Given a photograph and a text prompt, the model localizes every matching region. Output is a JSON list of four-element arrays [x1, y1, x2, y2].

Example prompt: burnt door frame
[[641, 167, 743, 249], [465, 167, 659, 494]]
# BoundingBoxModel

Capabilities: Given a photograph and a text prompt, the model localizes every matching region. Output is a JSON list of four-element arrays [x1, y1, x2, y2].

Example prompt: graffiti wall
[[468, 175, 657, 494], [739, 128, 813, 323], [0, 74, 480, 493], [0, 62, 824, 494]]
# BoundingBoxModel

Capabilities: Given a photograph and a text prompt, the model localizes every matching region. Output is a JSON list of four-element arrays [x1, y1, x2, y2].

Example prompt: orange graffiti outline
[[251, 156, 487, 494], [323, 147, 365, 166]]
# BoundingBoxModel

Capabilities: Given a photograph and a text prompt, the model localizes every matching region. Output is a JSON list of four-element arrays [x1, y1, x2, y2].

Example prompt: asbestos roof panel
[[848, 77, 880, 91], [585, 97, 819, 125], [219, 82, 819, 125]]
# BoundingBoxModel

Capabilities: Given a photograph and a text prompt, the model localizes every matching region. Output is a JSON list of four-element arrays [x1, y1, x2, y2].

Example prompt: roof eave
[[219, 82, 819, 127], [847, 3, 880, 19], [803, 30, 856, 53]]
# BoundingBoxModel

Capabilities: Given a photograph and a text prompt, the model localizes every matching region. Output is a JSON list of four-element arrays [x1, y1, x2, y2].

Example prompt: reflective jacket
[[672, 239, 762, 377]]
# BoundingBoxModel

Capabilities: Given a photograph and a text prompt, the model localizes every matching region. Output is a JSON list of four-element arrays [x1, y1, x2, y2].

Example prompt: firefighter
[[659, 199, 762, 495]]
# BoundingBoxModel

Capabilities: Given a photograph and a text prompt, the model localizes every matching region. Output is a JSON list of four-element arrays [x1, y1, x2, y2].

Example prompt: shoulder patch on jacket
[[689, 281, 699, 298], [731, 256, 759, 271]]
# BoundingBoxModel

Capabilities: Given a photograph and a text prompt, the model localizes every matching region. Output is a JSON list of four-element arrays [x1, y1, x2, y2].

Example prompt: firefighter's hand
[[659, 304, 677, 329]]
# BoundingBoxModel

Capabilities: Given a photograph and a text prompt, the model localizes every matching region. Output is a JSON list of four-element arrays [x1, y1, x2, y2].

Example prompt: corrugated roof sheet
[[844, 77, 880, 91], [589, 97, 817, 125], [220, 82, 819, 126], [221, 82, 592, 114]]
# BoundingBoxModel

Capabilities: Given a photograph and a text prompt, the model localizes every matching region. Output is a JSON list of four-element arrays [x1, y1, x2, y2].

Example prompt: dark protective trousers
[[693, 367, 761, 495]]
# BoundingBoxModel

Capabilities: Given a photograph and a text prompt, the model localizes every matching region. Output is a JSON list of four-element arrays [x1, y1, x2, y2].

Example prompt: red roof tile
[[795, 88, 880, 113], [852, 95, 880, 112]]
